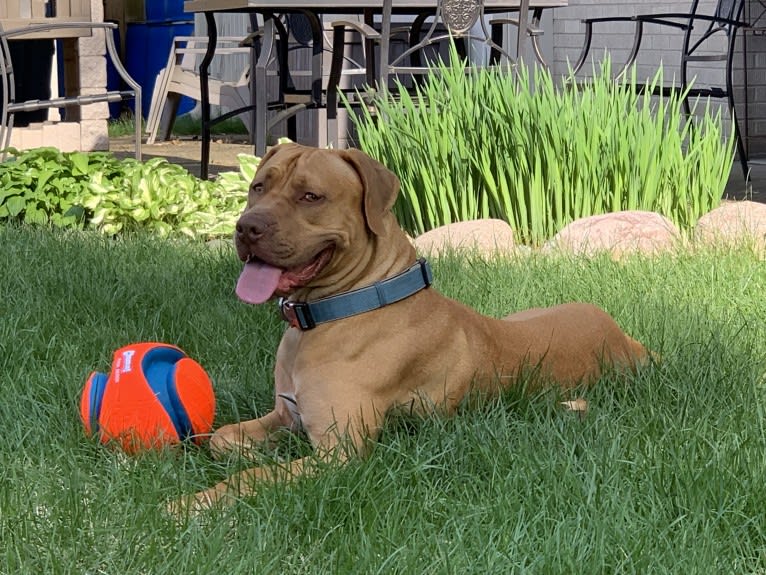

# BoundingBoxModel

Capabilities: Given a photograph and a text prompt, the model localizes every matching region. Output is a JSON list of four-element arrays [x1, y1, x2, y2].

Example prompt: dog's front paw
[[209, 429, 243, 459], [167, 487, 227, 518], [209, 423, 262, 459]]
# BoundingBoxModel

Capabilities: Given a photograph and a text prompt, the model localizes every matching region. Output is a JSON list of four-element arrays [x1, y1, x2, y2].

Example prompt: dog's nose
[[236, 221, 261, 244], [236, 213, 266, 244]]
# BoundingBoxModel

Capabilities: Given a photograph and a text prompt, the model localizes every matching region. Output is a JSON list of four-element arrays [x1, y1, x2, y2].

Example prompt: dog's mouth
[[235, 246, 335, 305]]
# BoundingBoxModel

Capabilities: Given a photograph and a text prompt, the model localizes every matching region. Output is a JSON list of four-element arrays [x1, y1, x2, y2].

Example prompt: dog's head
[[234, 143, 408, 304]]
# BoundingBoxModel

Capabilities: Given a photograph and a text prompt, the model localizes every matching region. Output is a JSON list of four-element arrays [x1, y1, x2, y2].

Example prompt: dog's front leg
[[180, 454, 327, 513], [175, 403, 385, 514], [208, 409, 288, 458], [176, 435, 351, 515]]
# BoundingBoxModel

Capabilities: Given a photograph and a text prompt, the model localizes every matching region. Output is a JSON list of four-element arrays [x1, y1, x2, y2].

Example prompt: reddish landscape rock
[[414, 219, 515, 257], [546, 211, 681, 258], [694, 201, 766, 250], [410, 204, 766, 260]]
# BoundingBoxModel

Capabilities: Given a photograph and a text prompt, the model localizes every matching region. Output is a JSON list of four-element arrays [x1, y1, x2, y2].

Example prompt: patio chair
[[569, 0, 748, 176], [325, 0, 543, 147], [193, 12, 361, 176], [145, 36, 255, 144]]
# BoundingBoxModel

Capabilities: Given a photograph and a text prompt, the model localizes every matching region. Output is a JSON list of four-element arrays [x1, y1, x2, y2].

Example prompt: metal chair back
[[377, 0, 515, 89], [570, 0, 749, 175]]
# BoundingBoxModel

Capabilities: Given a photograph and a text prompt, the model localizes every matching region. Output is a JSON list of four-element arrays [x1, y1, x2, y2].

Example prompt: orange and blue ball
[[80, 343, 216, 453]]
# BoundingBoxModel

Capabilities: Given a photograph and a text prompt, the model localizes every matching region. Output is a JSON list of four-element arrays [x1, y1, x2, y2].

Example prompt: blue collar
[[279, 258, 433, 330]]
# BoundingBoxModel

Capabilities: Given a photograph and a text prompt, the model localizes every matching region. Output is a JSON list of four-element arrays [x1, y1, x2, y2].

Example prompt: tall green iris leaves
[[350, 56, 734, 246]]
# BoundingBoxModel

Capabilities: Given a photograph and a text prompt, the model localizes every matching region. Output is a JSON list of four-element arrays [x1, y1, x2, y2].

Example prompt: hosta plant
[[0, 147, 260, 239], [0, 148, 116, 227]]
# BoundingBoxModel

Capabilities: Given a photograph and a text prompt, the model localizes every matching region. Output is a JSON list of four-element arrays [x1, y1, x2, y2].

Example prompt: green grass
[[2, 224, 766, 573], [108, 113, 248, 139]]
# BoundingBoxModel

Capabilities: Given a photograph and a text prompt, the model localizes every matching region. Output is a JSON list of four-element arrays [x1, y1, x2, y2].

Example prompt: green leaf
[[69, 152, 90, 176], [238, 154, 260, 182], [6, 196, 25, 217], [24, 205, 48, 225], [0, 186, 22, 203], [64, 205, 86, 222]]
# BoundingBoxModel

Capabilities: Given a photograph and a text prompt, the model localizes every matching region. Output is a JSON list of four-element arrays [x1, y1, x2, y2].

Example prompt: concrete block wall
[[8, 0, 111, 152], [740, 1, 766, 157]]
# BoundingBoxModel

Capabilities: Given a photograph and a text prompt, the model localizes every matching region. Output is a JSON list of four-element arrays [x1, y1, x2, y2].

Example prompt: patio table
[[184, 0, 567, 178]]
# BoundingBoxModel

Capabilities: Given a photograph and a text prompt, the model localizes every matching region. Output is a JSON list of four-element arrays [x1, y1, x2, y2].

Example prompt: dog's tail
[[626, 335, 660, 366]]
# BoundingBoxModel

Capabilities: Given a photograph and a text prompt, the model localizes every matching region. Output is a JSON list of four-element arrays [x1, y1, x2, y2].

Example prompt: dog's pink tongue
[[236, 260, 283, 304]]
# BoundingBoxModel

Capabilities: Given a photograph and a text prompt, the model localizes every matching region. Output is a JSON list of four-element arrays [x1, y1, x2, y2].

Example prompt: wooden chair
[[570, 0, 748, 176], [145, 36, 254, 145]]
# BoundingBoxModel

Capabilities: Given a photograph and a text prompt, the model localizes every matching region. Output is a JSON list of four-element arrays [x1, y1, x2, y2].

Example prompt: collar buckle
[[418, 258, 433, 287], [279, 299, 316, 330]]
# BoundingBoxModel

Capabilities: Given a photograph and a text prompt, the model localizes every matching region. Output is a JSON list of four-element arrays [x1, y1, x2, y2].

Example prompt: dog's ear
[[340, 149, 400, 236]]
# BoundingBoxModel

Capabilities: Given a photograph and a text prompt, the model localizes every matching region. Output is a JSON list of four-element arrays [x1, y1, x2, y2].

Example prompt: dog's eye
[[251, 183, 264, 195], [301, 192, 322, 203]]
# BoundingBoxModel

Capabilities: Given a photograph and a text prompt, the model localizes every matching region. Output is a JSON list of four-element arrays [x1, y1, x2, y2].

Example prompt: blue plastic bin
[[145, 0, 189, 23], [124, 21, 195, 120]]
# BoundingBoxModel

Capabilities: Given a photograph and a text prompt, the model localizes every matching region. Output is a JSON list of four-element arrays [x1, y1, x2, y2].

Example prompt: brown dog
[[186, 143, 649, 509]]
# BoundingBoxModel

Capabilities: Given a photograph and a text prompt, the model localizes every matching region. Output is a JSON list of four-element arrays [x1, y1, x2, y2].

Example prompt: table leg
[[363, 8, 376, 85], [200, 11, 218, 180], [516, 0, 529, 62], [255, 13, 277, 157], [307, 11, 323, 105]]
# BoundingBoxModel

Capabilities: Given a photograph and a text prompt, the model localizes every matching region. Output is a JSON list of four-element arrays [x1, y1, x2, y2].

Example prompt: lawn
[[2, 224, 766, 573]]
